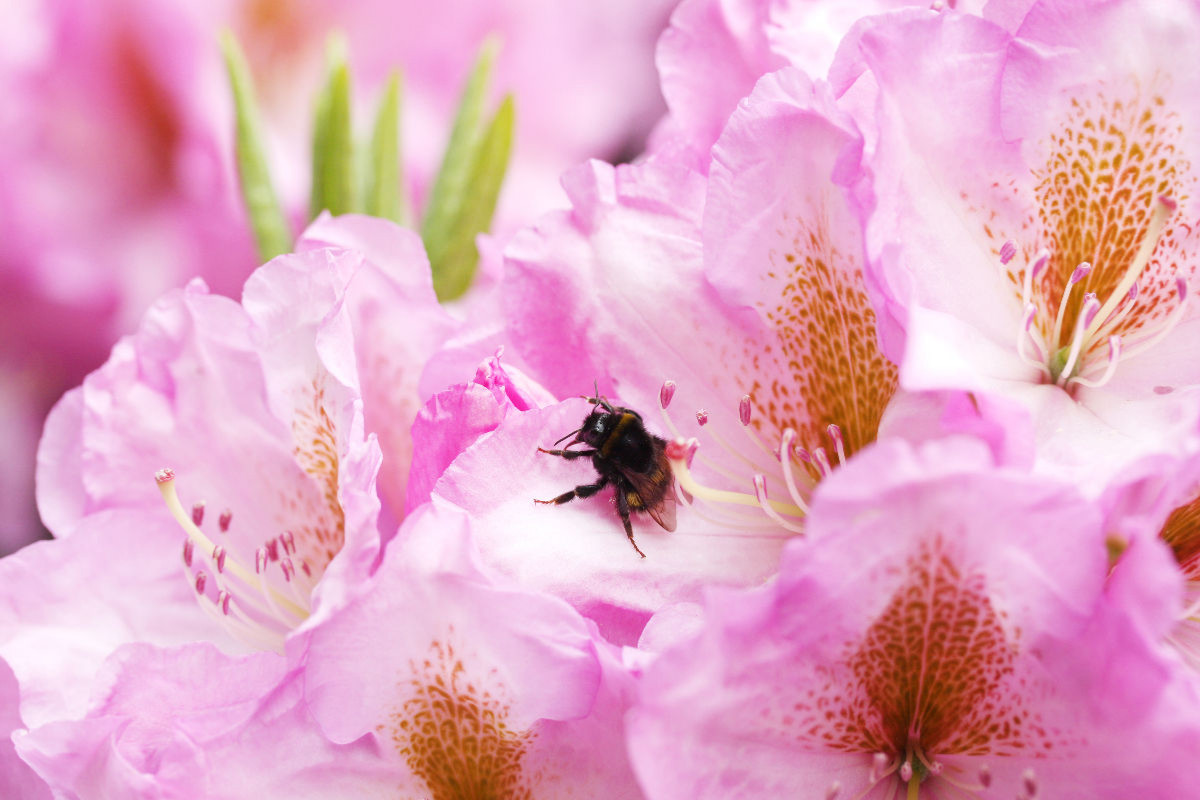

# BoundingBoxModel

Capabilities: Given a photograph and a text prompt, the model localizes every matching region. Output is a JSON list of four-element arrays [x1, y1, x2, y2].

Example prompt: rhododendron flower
[[14, 503, 644, 798], [427, 66, 908, 643], [3, 216, 461, 739], [855, 1, 1200, 482], [628, 437, 1200, 799], [0, 0, 676, 553]]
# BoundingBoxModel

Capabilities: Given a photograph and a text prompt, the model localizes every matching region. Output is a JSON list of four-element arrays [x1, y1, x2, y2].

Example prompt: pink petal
[[406, 353, 551, 512], [0, 657, 51, 799], [292, 214, 459, 528], [432, 400, 786, 644], [0, 509, 227, 729]]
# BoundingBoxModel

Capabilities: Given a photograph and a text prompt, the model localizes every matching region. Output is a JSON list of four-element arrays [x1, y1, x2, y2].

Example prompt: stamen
[[1051, 261, 1091, 349], [814, 448, 833, 477], [156, 468, 309, 650], [1118, 275, 1190, 362], [899, 761, 913, 783], [978, 765, 991, 788], [1069, 336, 1121, 389], [870, 753, 890, 783], [1052, 293, 1100, 385], [1085, 194, 1176, 340], [191, 502, 205, 526], [827, 424, 846, 466], [218, 509, 232, 532], [280, 530, 296, 556], [753, 475, 805, 533], [1019, 248, 1050, 309], [739, 394, 752, 426], [1016, 303, 1049, 371], [1021, 768, 1038, 799], [666, 439, 806, 519], [659, 380, 676, 410], [999, 240, 1017, 265], [778, 429, 811, 515], [696, 410, 709, 426]]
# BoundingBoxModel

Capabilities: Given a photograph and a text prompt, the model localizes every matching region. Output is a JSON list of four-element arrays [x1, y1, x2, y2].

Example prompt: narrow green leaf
[[220, 32, 291, 261], [431, 94, 515, 301], [309, 37, 357, 219], [364, 71, 404, 223], [421, 37, 499, 251]]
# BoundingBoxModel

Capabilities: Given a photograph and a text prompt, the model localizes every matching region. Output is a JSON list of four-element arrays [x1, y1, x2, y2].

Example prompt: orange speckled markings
[[1161, 495, 1200, 670], [388, 638, 534, 800], [751, 215, 898, 460], [291, 380, 346, 573], [1031, 84, 1194, 349], [1162, 495, 1200, 580], [788, 538, 1072, 793]]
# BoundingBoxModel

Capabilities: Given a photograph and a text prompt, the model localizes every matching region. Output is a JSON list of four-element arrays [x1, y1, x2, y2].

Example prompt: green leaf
[[421, 37, 499, 256], [309, 36, 358, 219], [364, 71, 404, 223], [220, 32, 291, 262], [430, 94, 514, 301]]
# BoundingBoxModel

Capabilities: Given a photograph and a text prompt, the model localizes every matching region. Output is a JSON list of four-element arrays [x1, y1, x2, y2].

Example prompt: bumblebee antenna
[[552, 427, 583, 447]]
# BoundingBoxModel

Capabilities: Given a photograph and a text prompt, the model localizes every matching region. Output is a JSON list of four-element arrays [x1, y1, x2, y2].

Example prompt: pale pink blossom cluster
[[5, 0, 1200, 798]]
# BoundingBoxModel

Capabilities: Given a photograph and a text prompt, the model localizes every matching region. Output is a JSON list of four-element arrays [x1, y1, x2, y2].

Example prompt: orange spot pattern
[[746, 214, 898, 460], [290, 379, 346, 573], [1021, 84, 1196, 352], [791, 539, 1064, 762], [1161, 494, 1200, 581], [389, 638, 534, 800]]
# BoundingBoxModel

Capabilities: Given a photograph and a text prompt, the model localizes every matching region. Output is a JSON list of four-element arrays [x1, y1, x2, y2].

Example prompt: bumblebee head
[[578, 410, 615, 448]]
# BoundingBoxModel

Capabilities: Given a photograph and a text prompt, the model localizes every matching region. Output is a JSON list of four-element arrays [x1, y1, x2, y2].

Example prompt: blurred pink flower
[[854, 2, 1200, 485], [628, 436, 1200, 799], [648, 0, 930, 169]]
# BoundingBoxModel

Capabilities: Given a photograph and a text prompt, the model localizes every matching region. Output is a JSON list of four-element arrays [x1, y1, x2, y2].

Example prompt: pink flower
[[7, 217, 449, 733], [854, 2, 1200, 484], [13, 503, 644, 798], [0, 0, 676, 553], [627, 436, 1200, 799], [428, 66, 910, 643]]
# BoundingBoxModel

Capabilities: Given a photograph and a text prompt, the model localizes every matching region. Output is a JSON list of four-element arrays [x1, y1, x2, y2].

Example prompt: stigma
[[155, 467, 315, 651], [1010, 195, 1188, 391]]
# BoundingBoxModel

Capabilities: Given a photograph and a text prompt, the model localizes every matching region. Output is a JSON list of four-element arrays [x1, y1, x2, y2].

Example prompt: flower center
[[1010, 195, 1187, 389], [155, 467, 316, 651], [654, 380, 854, 535]]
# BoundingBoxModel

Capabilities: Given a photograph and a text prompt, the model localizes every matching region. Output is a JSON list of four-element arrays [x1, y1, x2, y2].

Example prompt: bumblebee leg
[[614, 488, 647, 558], [537, 447, 597, 460], [535, 476, 609, 506]]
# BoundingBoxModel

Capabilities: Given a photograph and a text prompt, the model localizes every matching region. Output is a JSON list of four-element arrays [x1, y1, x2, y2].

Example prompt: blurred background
[[0, 0, 676, 555]]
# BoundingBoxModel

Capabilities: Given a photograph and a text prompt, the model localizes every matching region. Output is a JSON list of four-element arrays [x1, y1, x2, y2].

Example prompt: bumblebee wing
[[645, 485, 677, 532], [622, 467, 677, 533]]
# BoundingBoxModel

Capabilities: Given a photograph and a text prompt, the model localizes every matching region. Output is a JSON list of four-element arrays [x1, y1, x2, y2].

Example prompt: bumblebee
[[535, 394, 676, 558]]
